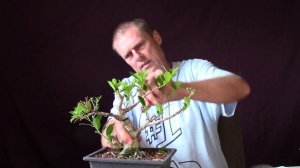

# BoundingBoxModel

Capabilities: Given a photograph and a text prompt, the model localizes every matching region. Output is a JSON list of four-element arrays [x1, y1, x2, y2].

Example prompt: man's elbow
[[239, 78, 251, 99]]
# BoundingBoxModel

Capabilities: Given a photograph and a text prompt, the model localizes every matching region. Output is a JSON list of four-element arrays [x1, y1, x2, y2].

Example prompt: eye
[[136, 43, 144, 50], [125, 52, 133, 59]]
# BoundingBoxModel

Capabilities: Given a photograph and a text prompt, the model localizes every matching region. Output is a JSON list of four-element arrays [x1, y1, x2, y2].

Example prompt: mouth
[[140, 60, 151, 71]]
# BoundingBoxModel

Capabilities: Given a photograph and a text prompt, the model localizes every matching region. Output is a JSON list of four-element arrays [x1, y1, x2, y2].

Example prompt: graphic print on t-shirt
[[171, 160, 202, 168], [142, 108, 182, 148]]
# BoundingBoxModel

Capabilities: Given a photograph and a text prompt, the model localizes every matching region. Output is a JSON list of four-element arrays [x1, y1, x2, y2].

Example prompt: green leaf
[[107, 135, 113, 142], [142, 84, 147, 91], [93, 96, 102, 111], [184, 97, 190, 105], [159, 147, 168, 152], [182, 97, 191, 111], [171, 67, 179, 75], [155, 77, 164, 87], [108, 80, 116, 91], [76, 102, 90, 113], [106, 124, 113, 136], [124, 83, 135, 101], [156, 103, 163, 115], [112, 78, 117, 85], [86, 100, 92, 110], [155, 68, 179, 88], [119, 81, 128, 91], [138, 96, 146, 107], [182, 104, 188, 111], [70, 114, 77, 123], [132, 71, 148, 91], [140, 71, 148, 79], [163, 71, 172, 81], [92, 115, 101, 131]]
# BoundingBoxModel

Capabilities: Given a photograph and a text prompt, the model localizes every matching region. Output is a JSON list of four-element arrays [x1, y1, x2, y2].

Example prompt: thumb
[[118, 131, 133, 144], [115, 124, 133, 145]]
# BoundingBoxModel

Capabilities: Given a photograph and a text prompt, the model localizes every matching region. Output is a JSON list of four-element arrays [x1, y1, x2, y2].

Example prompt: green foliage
[[132, 68, 181, 114], [92, 115, 102, 133], [108, 78, 121, 91], [108, 69, 182, 114], [182, 97, 190, 111], [122, 82, 135, 101], [106, 124, 114, 142], [159, 147, 168, 152], [138, 96, 146, 107], [70, 67, 195, 152], [70, 101, 91, 123], [182, 87, 195, 111], [156, 103, 163, 115], [155, 67, 179, 87], [131, 71, 148, 91], [70, 96, 104, 135]]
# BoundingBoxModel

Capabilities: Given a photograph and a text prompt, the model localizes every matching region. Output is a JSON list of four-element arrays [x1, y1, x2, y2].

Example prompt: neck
[[161, 60, 172, 70]]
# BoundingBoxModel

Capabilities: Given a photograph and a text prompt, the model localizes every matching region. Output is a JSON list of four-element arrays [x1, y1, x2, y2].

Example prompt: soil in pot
[[95, 147, 168, 161], [83, 147, 176, 168]]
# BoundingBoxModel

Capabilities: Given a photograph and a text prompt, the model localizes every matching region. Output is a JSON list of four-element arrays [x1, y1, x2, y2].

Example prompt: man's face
[[113, 26, 168, 74]]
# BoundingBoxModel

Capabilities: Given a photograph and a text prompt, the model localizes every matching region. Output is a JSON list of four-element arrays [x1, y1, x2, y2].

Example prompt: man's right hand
[[101, 118, 133, 147]]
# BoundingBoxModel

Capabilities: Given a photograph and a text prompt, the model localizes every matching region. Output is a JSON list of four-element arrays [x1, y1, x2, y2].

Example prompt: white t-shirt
[[110, 59, 237, 168]]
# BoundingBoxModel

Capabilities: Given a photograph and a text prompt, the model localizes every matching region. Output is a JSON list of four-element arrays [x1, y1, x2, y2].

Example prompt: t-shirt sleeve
[[187, 59, 233, 80], [221, 101, 237, 117], [185, 59, 238, 117]]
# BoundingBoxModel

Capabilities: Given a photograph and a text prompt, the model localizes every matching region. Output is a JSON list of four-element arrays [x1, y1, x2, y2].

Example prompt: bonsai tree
[[70, 67, 195, 157]]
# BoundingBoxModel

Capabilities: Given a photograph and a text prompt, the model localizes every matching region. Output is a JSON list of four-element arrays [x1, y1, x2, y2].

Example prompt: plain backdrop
[[2, 0, 300, 167]]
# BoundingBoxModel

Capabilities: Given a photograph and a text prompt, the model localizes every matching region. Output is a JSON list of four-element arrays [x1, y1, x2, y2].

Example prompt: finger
[[144, 96, 153, 107], [144, 91, 159, 106], [101, 126, 113, 147], [116, 128, 133, 144], [145, 76, 162, 105], [152, 69, 163, 78], [152, 87, 165, 102], [101, 137, 111, 147], [113, 121, 133, 145], [101, 119, 117, 147]]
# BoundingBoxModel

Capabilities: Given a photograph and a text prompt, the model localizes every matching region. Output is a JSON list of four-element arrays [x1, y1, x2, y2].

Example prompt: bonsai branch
[[136, 89, 195, 135], [136, 101, 185, 134], [75, 111, 127, 122]]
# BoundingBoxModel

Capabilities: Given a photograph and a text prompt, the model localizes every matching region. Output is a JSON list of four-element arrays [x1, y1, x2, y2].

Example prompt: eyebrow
[[133, 40, 145, 50]]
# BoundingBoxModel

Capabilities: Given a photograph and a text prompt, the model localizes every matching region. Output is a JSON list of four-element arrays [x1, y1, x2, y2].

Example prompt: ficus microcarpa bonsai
[[70, 67, 195, 156]]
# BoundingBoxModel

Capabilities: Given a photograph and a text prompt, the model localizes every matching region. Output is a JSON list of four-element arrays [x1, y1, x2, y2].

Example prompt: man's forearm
[[178, 74, 250, 103]]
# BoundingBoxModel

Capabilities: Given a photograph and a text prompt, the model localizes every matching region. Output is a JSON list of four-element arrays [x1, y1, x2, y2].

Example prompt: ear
[[152, 30, 162, 45]]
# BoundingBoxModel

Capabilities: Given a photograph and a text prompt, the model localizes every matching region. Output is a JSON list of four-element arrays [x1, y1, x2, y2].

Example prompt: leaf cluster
[[70, 96, 103, 134], [70, 67, 194, 143]]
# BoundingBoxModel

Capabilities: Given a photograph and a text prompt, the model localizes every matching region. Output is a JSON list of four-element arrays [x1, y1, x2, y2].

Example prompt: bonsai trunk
[[118, 118, 140, 156]]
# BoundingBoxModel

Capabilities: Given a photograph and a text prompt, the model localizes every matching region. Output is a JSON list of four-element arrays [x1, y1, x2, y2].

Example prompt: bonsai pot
[[83, 147, 176, 168]]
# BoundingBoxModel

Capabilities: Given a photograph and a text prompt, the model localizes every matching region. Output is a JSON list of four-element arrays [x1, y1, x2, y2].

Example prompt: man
[[102, 18, 250, 168]]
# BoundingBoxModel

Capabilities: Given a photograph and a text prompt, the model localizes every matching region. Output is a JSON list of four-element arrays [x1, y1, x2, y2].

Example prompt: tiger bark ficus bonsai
[[70, 67, 195, 158]]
